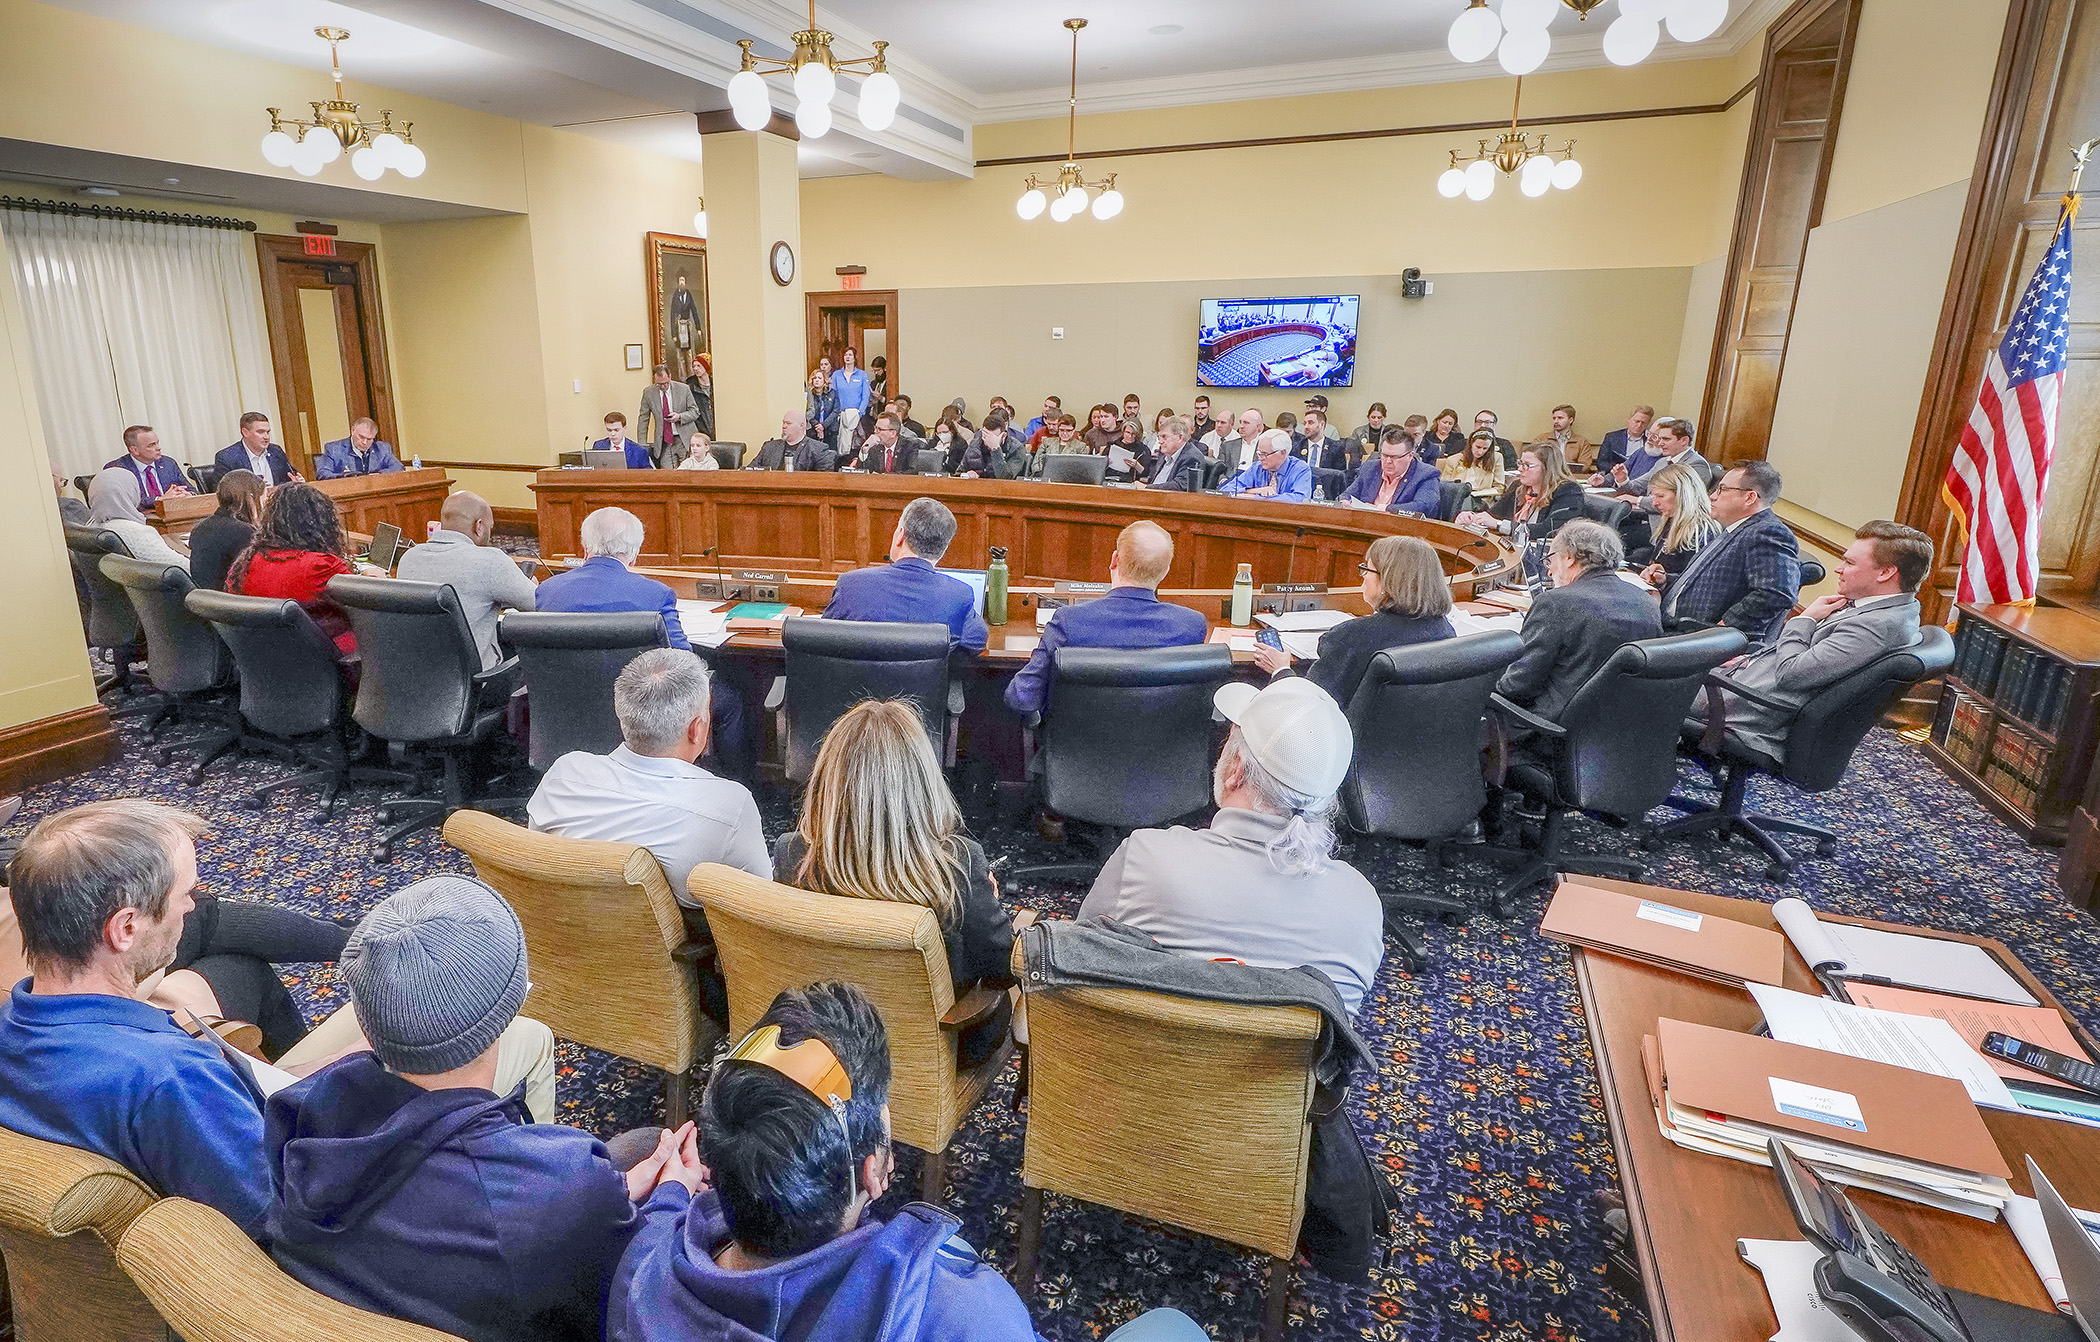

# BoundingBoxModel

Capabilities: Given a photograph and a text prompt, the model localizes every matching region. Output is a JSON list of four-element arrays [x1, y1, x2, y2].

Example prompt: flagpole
[[2069, 137, 2099, 221]]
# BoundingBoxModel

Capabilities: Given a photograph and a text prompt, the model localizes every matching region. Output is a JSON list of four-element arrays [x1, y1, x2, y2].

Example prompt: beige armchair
[[1009, 940, 1322, 1342], [115, 1197, 465, 1341], [441, 810, 720, 1124], [0, 1126, 165, 1342], [688, 862, 1012, 1203]]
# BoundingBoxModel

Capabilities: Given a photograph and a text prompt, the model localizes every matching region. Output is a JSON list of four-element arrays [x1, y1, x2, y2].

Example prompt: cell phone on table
[[1254, 629, 1283, 651], [1979, 1032, 2100, 1096]]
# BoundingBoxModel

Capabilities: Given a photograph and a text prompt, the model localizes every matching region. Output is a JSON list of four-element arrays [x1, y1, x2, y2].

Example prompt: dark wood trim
[[973, 80, 1759, 168], [805, 289, 901, 400], [491, 506, 538, 536], [644, 232, 710, 382], [1777, 513, 1852, 557], [254, 235, 400, 479], [0, 196, 254, 231], [694, 110, 799, 141], [0, 705, 116, 794], [417, 460, 546, 472]]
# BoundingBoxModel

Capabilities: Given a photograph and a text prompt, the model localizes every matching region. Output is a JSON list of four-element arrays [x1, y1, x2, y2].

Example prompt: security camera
[[1401, 267, 1432, 300]]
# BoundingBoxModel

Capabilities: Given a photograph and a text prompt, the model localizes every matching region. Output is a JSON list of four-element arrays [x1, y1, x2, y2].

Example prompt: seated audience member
[[211, 412, 298, 487], [1251, 535, 1456, 707], [1456, 442, 1584, 543], [1397, 414, 1430, 462], [1121, 391, 1143, 424], [1215, 408, 1265, 473], [1610, 416, 1708, 504], [592, 412, 656, 470], [927, 409, 965, 472], [395, 490, 537, 671], [824, 498, 989, 656], [1106, 416, 1153, 482], [315, 417, 406, 478], [1441, 430, 1505, 502], [894, 394, 926, 440], [1529, 403, 1594, 468], [232, 481, 356, 657], [1473, 409, 1517, 470], [1083, 404, 1120, 452], [611, 984, 1209, 1342], [1025, 394, 1061, 446], [859, 413, 920, 474], [1664, 459, 1801, 641], [53, 467, 89, 526], [1302, 394, 1339, 437], [957, 410, 1028, 479], [1275, 411, 1299, 438], [1340, 428, 1440, 515], [1634, 463, 1721, 589], [1187, 394, 1215, 442], [1693, 521, 1932, 759], [530, 648, 769, 931], [87, 468, 189, 569], [1420, 408, 1464, 461], [266, 875, 696, 1342], [1142, 408, 1173, 452], [105, 423, 191, 500], [1077, 678, 1382, 1014], [1353, 402, 1389, 458], [774, 702, 1015, 1066], [806, 371, 840, 446], [1007, 521, 1206, 717], [187, 469, 264, 592], [1497, 520, 1662, 728], [1140, 415, 1208, 492], [943, 398, 975, 437], [675, 432, 720, 470], [1591, 404, 1653, 478], [749, 410, 837, 472], [1220, 429, 1314, 503], [1295, 409, 1355, 497], [1039, 414, 1089, 465]]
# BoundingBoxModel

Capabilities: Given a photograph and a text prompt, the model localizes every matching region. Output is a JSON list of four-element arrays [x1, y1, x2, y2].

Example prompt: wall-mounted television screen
[[1197, 295, 1359, 389]]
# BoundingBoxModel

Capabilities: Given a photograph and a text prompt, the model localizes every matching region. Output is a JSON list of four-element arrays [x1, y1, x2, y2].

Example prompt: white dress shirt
[[528, 745, 771, 905], [246, 447, 279, 484]]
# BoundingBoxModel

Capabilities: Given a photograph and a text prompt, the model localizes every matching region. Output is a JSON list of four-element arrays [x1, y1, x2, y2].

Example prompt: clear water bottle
[[985, 546, 1009, 626], [1230, 561, 1253, 627]]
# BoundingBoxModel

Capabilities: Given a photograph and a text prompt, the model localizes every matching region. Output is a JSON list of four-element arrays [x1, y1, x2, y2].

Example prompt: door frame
[[805, 288, 899, 395], [255, 234, 398, 475]]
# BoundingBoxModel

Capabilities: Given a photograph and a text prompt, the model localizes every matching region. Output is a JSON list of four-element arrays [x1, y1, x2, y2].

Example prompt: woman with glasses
[[1455, 441, 1584, 541], [1249, 534, 1456, 708]]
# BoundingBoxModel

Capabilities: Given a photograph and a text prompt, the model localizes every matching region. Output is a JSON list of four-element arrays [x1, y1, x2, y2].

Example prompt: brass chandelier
[[260, 29, 426, 180], [1447, 0, 1732, 75], [1437, 77, 1580, 201], [726, 0, 901, 139], [1016, 19, 1124, 223]]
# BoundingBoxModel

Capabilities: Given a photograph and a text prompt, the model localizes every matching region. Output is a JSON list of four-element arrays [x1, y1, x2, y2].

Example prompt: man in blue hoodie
[[608, 982, 1208, 1342], [266, 875, 709, 1342]]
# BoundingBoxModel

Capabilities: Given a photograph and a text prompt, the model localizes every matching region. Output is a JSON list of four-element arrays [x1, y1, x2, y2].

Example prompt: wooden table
[[529, 469, 1518, 595], [150, 468, 453, 540], [1572, 876, 2100, 1340]]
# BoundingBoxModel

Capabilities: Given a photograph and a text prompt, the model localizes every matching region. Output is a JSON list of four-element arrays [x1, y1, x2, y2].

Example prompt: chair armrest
[[670, 941, 717, 971], [1012, 909, 1040, 931], [1487, 692, 1566, 739], [939, 983, 1005, 1031], [763, 675, 785, 712], [1706, 668, 1790, 713], [472, 655, 519, 688], [947, 681, 966, 718]]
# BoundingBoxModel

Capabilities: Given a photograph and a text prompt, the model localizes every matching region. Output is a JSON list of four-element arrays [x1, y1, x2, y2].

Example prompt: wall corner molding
[[0, 704, 116, 794]]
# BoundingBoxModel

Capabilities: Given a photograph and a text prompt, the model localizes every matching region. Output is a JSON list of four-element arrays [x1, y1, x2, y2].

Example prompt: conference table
[[1571, 875, 2100, 1341], [148, 467, 453, 540]]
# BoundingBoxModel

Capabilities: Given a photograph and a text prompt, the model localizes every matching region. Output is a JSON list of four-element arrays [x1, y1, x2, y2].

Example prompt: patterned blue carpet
[[6, 706, 2091, 1342]]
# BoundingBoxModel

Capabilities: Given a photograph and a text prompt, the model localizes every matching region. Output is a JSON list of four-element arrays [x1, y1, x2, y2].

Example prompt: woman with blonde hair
[[1637, 461, 1722, 592], [1456, 440, 1583, 541], [1249, 534, 1456, 707], [773, 699, 1015, 1063]]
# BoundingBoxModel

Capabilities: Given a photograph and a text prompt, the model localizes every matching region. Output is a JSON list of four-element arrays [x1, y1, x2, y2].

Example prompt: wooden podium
[[150, 468, 453, 540]]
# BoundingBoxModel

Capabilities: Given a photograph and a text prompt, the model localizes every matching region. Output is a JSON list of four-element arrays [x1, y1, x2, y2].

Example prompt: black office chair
[[502, 610, 668, 769], [1799, 559, 1827, 587], [187, 464, 225, 495], [1339, 632, 1525, 964], [72, 474, 93, 500], [1478, 626, 1747, 914], [185, 589, 411, 812], [1437, 479, 1473, 522], [1655, 625, 1953, 878], [99, 555, 239, 774], [710, 442, 743, 470], [327, 576, 524, 860], [1201, 457, 1232, 490], [64, 524, 146, 702], [1009, 644, 1235, 885], [777, 618, 956, 785]]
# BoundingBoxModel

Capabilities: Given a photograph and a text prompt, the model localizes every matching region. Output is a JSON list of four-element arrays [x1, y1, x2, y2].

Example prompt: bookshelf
[[1925, 603, 2100, 851]]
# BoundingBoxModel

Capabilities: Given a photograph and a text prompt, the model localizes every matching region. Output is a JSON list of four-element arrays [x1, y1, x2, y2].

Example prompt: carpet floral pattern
[[5, 712, 2090, 1342]]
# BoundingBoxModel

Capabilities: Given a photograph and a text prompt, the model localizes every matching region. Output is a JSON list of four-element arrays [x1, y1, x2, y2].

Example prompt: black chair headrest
[[184, 588, 315, 630], [1366, 628, 1524, 687], [99, 554, 193, 596], [1602, 624, 1747, 680], [782, 617, 950, 661], [1053, 642, 1233, 686], [325, 573, 463, 617], [502, 610, 668, 651], [63, 524, 127, 557], [1798, 559, 1828, 587]]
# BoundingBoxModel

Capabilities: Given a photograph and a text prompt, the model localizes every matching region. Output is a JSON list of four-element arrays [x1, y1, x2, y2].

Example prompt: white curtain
[[1, 206, 278, 480]]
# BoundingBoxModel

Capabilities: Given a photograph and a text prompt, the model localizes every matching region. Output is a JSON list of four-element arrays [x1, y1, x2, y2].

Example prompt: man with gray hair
[[315, 417, 405, 478], [823, 496, 989, 655], [396, 490, 537, 671], [1497, 518, 1662, 728]]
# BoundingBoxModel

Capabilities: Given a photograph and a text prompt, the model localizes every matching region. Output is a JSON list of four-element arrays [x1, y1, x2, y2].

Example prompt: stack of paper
[[1474, 589, 1532, 614], [1254, 609, 1353, 633], [1773, 898, 2039, 1006], [1449, 610, 1526, 639], [675, 600, 732, 649], [1748, 984, 2018, 1110], [1540, 883, 1786, 986]]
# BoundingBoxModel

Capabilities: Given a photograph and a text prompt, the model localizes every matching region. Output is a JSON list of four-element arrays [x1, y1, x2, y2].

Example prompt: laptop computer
[[581, 449, 631, 469], [365, 521, 404, 572], [938, 568, 988, 608], [2032, 1158, 2100, 1342]]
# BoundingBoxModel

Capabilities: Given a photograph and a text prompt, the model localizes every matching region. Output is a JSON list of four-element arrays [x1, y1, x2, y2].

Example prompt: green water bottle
[[1230, 561, 1253, 627], [985, 546, 1010, 626]]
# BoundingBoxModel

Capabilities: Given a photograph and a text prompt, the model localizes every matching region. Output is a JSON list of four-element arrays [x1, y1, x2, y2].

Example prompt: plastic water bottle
[[985, 546, 1009, 626], [411, 452, 422, 469], [1230, 562, 1253, 627]]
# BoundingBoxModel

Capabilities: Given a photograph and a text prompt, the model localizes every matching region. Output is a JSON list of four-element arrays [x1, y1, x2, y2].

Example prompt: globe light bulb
[[1437, 166, 1468, 198], [794, 97, 833, 139], [1497, 23, 1550, 74], [692, 208, 708, 238], [1050, 193, 1077, 222], [1465, 171, 1495, 201], [1465, 159, 1496, 189], [351, 145, 386, 181], [1551, 156, 1583, 190], [1521, 154, 1555, 192], [260, 129, 298, 167], [728, 69, 770, 130], [1603, 14, 1660, 64], [793, 59, 836, 109], [1065, 183, 1089, 212], [1621, 0, 1668, 18], [1017, 188, 1047, 220], [293, 144, 326, 177], [1090, 188, 1124, 220], [368, 132, 404, 167], [859, 70, 901, 132], [302, 125, 341, 165], [1500, 0, 1560, 30], [395, 143, 426, 178], [1447, 3, 1503, 62], [1665, 0, 1728, 42]]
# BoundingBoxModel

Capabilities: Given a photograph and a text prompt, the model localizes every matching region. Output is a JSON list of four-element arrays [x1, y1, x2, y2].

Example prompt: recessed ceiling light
[[851, 151, 880, 160], [163, 177, 181, 186], [79, 186, 120, 197], [1149, 23, 1183, 35]]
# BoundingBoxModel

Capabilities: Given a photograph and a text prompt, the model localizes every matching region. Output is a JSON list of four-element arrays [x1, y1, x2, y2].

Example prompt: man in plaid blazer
[[1661, 459, 1801, 644]]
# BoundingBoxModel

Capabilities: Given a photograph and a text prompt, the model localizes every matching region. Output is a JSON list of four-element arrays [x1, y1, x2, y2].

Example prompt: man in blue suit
[[1339, 430, 1441, 514], [535, 506, 747, 773], [315, 418, 406, 478], [211, 412, 300, 485], [824, 497, 988, 656], [1664, 459, 1801, 643], [1218, 431, 1314, 503], [1590, 404, 1652, 477], [1006, 520, 1206, 716], [104, 425, 192, 499], [585, 412, 654, 469]]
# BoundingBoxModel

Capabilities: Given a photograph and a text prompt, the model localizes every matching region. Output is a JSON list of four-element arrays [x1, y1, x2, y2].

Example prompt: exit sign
[[303, 234, 336, 257]]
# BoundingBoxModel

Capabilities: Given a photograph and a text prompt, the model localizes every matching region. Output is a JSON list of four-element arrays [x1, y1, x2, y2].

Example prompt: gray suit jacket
[[394, 529, 538, 670], [1498, 568, 1665, 727], [636, 382, 700, 463], [1712, 595, 1922, 761]]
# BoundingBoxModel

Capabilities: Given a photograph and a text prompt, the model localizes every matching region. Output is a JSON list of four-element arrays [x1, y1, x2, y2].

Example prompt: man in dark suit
[[747, 411, 837, 472], [1141, 416, 1208, 492], [1005, 520, 1207, 716], [1592, 405, 1653, 476], [1498, 519, 1663, 728], [824, 497, 987, 656], [1604, 417, 1707, 504], [1473, 409, 1517, 471], [105, 424, 192, 499], [212, 412, 299, 486], [587, 412, 654, 469], [858, 413, 921, 474], [314, 418, 406, 478], [1664, 459, 1801, 643]]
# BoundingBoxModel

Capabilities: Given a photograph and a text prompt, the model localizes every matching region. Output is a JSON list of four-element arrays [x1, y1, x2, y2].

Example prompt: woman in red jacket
[[230, 482, 356, 657]]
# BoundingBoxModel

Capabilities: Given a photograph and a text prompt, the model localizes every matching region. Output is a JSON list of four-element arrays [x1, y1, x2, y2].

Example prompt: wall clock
[[770, 241, 795, 286]]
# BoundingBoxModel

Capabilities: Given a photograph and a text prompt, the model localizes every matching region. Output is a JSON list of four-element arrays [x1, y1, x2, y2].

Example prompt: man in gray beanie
[[263, 876, 704, 1342]]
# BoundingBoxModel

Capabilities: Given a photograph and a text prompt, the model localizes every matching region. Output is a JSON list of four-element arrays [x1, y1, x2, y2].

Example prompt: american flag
[[1943, 195, 2078, 606]]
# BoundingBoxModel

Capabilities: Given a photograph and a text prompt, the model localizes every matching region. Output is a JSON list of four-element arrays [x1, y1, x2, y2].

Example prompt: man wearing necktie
[[103, 425, 190, 500], [860, 413, 917, 474], [637, 365, 699, 468]]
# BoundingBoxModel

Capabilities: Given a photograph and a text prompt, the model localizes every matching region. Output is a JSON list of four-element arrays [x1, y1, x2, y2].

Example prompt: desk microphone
[[1286, 526, 1304, 587], [701, 545, 726, 601]]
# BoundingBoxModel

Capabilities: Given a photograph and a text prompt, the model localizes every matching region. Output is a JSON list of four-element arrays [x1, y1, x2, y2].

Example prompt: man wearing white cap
[[1076, 678, 1383, 1014]]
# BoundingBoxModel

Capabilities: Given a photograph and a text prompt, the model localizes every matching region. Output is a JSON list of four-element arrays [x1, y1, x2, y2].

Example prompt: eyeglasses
[[1712, 482, 1754, 495], [1356, 563, 1374, 575]]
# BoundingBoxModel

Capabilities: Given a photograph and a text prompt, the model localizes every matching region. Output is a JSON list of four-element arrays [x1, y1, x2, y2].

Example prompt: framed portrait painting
[[644, 232, 710, 381]]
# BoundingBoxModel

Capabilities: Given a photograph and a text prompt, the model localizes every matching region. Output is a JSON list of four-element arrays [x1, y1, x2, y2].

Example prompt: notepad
[[724, 602, 788, 621], [1540, 882, 1786, 986], [1773, 898, 2039, 1006]]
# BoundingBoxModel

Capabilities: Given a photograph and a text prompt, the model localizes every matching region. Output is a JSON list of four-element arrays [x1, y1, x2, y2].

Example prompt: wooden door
[[254, 236, 398, 477], [1701, 0, 1861, 465], [805, 289, 900, 397]]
